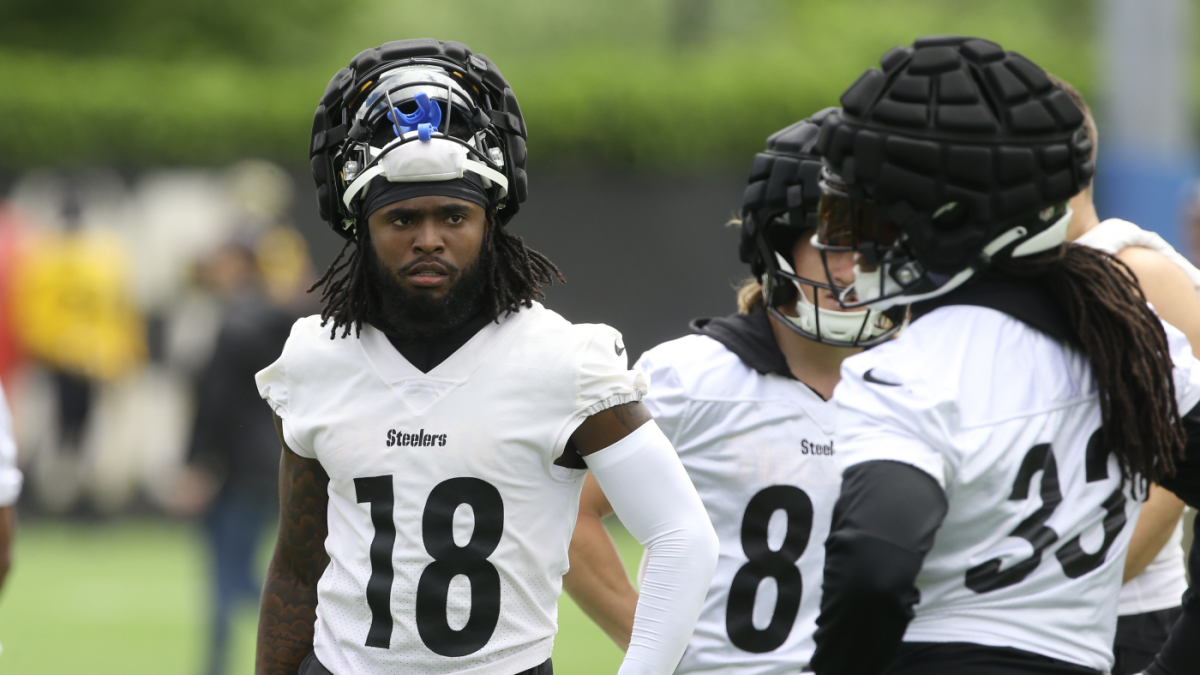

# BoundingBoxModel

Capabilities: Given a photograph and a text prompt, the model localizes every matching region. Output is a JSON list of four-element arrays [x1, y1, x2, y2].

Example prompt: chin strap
[[343, 164, 385, 209], [342, 137, 509, 211], [772, 252, 888, 344], [1013, 206, 1072, 257], [856, 207, 1074, 312]]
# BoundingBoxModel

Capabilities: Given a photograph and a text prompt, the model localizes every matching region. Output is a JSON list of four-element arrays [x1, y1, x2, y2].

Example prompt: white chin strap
[[851, 206, 1074, 312], [773, 253, 892, 343], [342, 133, 509, 211]]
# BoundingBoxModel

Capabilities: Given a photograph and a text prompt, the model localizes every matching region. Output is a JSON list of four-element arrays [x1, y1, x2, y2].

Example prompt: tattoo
[[256, 416, 330, 675], [610, 401, 652, 433], [566, 401, 654, 459]]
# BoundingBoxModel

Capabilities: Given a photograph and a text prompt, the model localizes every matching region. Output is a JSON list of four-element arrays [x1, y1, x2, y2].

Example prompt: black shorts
[[298, 652, 552, 675], [882, 642, 1100, 675], [1112, 606, 1183, 675]]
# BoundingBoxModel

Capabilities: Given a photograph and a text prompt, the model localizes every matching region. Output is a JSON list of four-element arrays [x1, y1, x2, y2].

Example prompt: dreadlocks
[[992, 244, 1185, 486], [309, 215, 564, 340], [483, 217, 565, 318]]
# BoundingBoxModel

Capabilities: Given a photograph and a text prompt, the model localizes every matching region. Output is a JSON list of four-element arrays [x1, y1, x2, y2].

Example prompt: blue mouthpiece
[[387, 92, 443, 142]]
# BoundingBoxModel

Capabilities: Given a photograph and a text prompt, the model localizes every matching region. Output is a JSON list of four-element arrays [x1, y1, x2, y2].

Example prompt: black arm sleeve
[[810, 460, 949, 675], [1146, 401, 1200, 675]]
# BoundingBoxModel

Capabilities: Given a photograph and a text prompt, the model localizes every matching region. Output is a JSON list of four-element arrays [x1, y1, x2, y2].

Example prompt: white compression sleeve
[[585, 421, 718, 675]]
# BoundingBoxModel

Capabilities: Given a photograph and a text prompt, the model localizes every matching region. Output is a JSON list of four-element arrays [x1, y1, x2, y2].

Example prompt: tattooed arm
[[256, 414, 330, 675], [567, 401, 653, 456]]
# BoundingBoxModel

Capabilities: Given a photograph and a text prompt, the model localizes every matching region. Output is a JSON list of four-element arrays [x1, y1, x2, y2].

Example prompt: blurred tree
[[0, 0, 354, 64], [671, 0, 714, 49], [0, 0, 1125, 169]]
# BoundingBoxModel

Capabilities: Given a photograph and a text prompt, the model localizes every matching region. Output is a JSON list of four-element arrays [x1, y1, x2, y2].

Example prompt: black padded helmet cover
[[739, 108, 904, 348], [310, 39, 529, 239], [740, 107, 836, 278], [816, 36, 1095, 274]]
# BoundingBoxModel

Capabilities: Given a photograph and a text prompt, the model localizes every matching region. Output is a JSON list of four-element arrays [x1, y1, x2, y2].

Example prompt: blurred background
[[0, 0, 1195, 673]]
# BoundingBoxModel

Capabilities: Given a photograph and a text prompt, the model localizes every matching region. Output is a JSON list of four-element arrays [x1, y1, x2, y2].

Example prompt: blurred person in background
[[0, 209, 25, 619], [9, 183, 145, 513], [1, 161, 308, 521], [139, 161, 306, 514], [255, 39, 718, 675], [0, 381, 23, 595], [1057, 77, 1198, 675], [0, 207, 27, 390], [180, 230, 313, 675], [563, 111, 903, 674]]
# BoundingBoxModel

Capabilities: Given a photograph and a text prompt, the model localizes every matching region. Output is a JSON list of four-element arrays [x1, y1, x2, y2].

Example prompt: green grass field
[[0, 518, 641, 675]]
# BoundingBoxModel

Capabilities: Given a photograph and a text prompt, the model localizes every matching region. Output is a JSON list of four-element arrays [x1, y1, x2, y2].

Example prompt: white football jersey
[[1076, 218, 1198, 616], [832, 304, 1200, 672], [0, 383, 21, 507], [636, 334, 841, 675], [257, 303, 646, 675]]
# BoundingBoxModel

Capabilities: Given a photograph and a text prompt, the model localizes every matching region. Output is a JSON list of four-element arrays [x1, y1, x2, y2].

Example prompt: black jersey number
[[965, 444, 1062, 593], [1056, 432, 1128, 578], [355, 476, 504, 656], [725, 485, 813, 653], [965, 434, 1127, 594]]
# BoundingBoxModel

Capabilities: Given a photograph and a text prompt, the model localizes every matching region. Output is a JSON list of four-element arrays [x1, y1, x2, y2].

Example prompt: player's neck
[[1066, 188, 1101, 242], [768, 312, 859, 400]]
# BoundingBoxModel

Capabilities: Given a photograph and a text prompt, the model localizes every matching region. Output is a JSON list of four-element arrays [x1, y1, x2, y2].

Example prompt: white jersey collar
[[359, 306, 531, 385]]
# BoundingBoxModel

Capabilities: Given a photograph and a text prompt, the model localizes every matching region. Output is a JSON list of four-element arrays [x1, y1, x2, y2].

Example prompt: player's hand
[[161, 466, 219, 516]]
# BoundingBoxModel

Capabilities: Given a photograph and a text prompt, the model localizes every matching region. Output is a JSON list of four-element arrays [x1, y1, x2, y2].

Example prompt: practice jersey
[[636, 334, 840, 675], [1076, 218, 1198, 616], [0, 382, 22, 507], [832, 304, 1200, 672], [256, 303, 646, 675]]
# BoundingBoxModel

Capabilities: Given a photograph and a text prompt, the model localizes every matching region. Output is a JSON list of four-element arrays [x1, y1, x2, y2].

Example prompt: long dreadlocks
[[992, 243, 1185, 486], [309, 213, 563, 339]]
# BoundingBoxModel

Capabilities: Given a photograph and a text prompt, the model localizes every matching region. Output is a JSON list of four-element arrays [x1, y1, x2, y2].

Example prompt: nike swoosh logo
[[614, 340, 625, 356], [863, 368, 900, 386]]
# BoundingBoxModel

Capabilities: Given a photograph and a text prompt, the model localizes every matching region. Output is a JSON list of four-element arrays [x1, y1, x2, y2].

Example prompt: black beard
[[365, 237, 490, 342]]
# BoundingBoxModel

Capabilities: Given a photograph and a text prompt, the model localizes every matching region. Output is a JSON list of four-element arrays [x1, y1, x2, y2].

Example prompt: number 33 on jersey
[[257, 305, 647, 675], [830, 306, 1200, 671]]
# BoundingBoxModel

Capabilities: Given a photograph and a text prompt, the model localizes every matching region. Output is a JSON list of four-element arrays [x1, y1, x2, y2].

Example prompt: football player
[[1055, 77, 1199, 675], [807, 36, 1200, 675], [254, 39, 718, 675], [562, 110, 904, 674], [0, 382, 20, 594]]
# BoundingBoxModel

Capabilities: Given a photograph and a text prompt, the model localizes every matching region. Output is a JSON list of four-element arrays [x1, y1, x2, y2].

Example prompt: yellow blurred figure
[[11, 228, 146, 382], [255, 225, 312, 306]]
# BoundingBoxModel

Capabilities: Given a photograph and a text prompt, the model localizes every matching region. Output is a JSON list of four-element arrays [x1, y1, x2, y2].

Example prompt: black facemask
[[364, 232, 491, 342]]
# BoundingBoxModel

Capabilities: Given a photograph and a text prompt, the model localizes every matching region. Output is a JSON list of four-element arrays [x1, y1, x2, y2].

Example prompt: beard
[[365, 236, 490, 342]]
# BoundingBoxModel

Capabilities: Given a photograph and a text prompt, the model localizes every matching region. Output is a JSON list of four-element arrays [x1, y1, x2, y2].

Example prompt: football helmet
[[309, 39, 529, 239], [813, 36, 1094, 311], [740, 108, 901, 347]]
